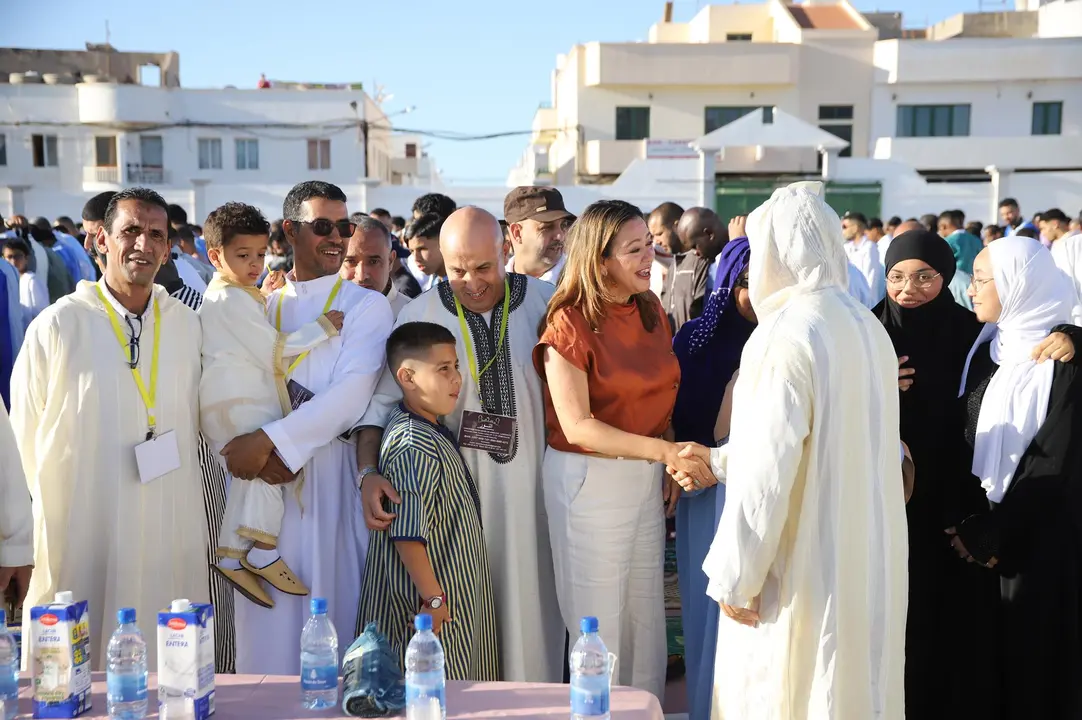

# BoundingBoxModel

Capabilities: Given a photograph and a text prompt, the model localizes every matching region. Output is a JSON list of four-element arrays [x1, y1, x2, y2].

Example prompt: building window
[[94, 136, 117, 167], [0, 135, 6, 166], [198, 138, 222, 170], [818, 105, 854, 158], [139, 135, 163, 168], [819, 105, 854, 121], [726, 33, 753, 41], [615, 107, 651, 141], [32, 134, 58, 167], [1032, 101, 1062, 136], [896, 104, 970, 137], [307, 139, 331, 170], [236, 138, 259, 170], [820, 123, 853, 158], [704, 106, 772, 134], [405, 143, 417, 158]]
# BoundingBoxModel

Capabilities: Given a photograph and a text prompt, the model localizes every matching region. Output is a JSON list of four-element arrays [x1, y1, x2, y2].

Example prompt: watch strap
[[357, 465, 380, 485]]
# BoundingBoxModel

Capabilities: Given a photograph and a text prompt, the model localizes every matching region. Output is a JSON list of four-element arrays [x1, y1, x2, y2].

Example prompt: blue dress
[[671, 238, 753, 720]]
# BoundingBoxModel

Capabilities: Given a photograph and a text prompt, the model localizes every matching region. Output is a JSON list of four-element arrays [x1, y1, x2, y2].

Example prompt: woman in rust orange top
[[533, 200, 712, 701]]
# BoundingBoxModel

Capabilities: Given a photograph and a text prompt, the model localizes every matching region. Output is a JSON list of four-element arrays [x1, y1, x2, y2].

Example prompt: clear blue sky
[[3, 0, 977, 184]]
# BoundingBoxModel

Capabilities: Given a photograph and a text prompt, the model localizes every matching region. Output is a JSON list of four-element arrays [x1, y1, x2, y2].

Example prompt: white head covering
[[745, 181, 849, 317], [960, 236, 1073, 502]]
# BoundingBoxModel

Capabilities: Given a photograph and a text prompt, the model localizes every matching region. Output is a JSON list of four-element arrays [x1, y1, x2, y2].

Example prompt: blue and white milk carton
[[28, 591, 92, 718], [157, 599, 215, 720]]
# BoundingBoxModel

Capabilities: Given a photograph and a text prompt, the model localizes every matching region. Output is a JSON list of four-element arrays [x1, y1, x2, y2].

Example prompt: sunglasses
[[295, 218, 356, 238], [735, 275, 749, 289]]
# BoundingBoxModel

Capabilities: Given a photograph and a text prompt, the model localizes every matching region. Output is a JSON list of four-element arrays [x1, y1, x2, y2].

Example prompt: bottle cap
[[310, 597, 327, 615], [414, 613, 432, 632], [55, 591, 74, 604], [118, 608, 136, 625], [580, 616, 599, 634], [170, 599, 191, 612]]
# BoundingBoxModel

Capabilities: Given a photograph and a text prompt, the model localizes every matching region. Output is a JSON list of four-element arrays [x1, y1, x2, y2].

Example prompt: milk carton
[[157, 599, 215, 720], [28, 591, 92, 718]]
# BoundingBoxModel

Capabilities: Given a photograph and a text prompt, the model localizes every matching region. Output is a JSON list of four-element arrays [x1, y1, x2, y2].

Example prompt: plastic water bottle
[[300, 597, 339, 710], [0, 609, 18, 720], [405, 614, 446, 720], [106, 607, 148, 720], [570, 616, 610, 720]]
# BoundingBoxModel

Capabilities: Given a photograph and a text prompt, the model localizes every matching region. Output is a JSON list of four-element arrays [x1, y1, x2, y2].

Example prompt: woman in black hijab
[[876, 229, 1078, 716]]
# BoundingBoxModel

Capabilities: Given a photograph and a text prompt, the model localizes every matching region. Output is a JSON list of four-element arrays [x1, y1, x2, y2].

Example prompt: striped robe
[[356, 405, 499, 681], [171, 282, 237, 674]]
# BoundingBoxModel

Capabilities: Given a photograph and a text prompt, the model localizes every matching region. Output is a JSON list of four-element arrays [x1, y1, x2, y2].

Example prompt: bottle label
[[301, 664, 338, 692], [107, 672, 148, 703], [571, 685, 610, 716]]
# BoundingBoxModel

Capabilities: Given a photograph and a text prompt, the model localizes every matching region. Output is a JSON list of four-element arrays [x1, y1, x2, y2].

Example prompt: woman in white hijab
[[691, 182, 908, 719], [950, 236, 1082, 719]]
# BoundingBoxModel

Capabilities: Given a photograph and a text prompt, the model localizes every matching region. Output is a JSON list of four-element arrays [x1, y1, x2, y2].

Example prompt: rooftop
[[786, 5, 864, 30]]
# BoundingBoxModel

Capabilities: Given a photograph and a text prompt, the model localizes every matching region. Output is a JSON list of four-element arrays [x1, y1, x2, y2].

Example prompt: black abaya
[[958, 341, 1082, 720], [873, 230, 998, 718]]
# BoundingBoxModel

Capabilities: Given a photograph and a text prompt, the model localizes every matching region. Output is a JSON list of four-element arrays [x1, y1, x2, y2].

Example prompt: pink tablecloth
[[16, 673, 664, 719]]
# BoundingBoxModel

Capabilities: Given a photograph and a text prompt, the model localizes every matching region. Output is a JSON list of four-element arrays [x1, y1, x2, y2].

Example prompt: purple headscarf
[[686, 238, 752, 354], [671, 237, 753, 446]]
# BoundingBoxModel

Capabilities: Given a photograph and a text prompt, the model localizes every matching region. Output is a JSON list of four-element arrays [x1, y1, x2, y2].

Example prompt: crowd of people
[[0, 178, 1081, 719]]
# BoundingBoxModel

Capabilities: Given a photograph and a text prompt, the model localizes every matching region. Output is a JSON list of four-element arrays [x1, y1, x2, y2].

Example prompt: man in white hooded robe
[[700, 182, 908, 719]]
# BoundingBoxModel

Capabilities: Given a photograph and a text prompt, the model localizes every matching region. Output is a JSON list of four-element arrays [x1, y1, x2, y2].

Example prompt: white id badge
[[134, 430, 182, 484]]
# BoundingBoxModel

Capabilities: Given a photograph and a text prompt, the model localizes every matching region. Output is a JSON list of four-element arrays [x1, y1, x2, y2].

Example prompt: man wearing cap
[[1044, 208, 1082, 323], [504, 187, 572, 285]]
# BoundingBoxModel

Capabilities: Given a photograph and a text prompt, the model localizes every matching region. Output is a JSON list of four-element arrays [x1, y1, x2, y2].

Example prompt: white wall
[[0, 82, 400, 221]]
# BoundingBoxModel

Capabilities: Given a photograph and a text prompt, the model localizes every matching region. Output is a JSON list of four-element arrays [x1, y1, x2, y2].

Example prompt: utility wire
[[0, 118, 566, 142]]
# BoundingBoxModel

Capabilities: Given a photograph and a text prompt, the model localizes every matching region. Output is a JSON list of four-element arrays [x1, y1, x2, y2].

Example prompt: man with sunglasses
[[216, 180, 394, 675], [6, 187, 209, 670]]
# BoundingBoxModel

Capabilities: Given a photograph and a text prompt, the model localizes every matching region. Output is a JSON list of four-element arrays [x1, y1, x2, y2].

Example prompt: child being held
[[356, 322, 499, 681], [198, 202, 343, 608]]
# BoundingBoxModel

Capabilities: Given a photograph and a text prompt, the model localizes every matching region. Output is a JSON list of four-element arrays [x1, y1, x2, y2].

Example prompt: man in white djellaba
[[9, 187, 209, 669], [218, 180, 393, 674], [356, 206, 565, 684], [678, 182, 908, 719]]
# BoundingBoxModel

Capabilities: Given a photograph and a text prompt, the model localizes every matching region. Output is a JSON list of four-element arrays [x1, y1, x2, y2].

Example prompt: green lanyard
[[454, 279, 510, 406]]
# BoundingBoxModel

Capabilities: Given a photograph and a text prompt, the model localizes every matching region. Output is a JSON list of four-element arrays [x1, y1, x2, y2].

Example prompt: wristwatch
[[357, 465, 380, 486], [422, 594, 446, 610]]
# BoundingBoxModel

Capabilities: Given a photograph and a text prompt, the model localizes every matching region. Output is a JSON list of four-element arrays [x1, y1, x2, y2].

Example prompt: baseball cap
[[504, 187, 574, 224]]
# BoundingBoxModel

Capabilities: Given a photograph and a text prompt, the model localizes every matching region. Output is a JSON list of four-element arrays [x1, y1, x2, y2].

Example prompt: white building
[[508, 0, 1082, 222], [389, 133, 440, 187], [0, 47, 427, 223]]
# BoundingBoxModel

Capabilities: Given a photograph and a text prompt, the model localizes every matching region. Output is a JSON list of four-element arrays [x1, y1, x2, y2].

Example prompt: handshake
[[664, 442, 718, 491]]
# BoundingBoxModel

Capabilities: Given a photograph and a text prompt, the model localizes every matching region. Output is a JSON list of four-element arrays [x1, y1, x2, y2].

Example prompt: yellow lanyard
[[95, 285, 161, 437], [275, 277, 344, 375], [454, 280, 510, 406]]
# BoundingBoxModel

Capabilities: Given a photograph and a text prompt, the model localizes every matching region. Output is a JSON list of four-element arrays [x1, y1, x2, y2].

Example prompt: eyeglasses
[[295, 218, 356, 239], [124, 314, 143, 369], [970, 277, 994, 292], [886, 271, 941, 289]]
